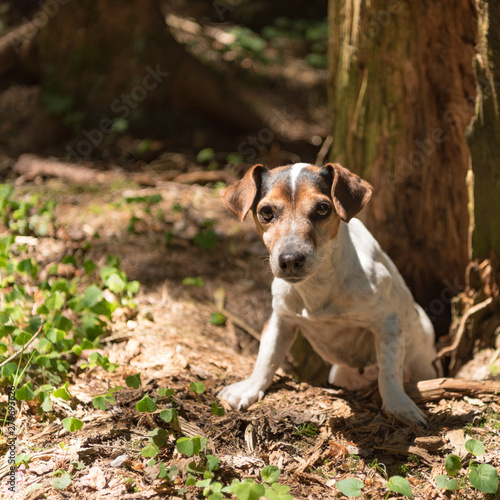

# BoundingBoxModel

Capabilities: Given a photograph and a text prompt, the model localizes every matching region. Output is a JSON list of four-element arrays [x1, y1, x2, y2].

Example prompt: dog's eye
[[258, 206, 274, 222], [315, 202, 332, 218]]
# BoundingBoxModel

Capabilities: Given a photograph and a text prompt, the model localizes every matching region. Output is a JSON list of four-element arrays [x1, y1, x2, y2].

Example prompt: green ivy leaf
[[211, 401, 225, 416], [105, 273, 126, 293], [83, 258, 98, 275], [150, 428, 169, 447], [336, 477, 364, 497], [125, 373, 142, 389], [182, 276, 204, 287], [194, 229, 218, 249], [197, 148, 215, 163], [469, 463, 499, 494], [16, 382, 35, 401], [227, 479, 265, 500], [445, 454, 462, 476], [81, 286, 103, 308], [41, 394, 52, 412], [52, 386, 71, 401], [14, 330, 32, 346], [158, 388, 174, 398], [141, 443, 160, 458], [206, 455, 221, 472], [126, 281, 140, 295], [176, 436, 206, 457], [136, 394, 157, 413], [93, 396, 108, 411], [2, 362, 17, 377], [210, 312, 226, 326], [45, 291, 64, 311], [435, 475, 457, 490], [465, 438, 485, 457], [45, 328, 66, 343], [265, 482, 293, 500], [189, 382, 206, 395], [52, 471, 72, 490], [62, 417, 83, 432], [386, 476, 413, 499], [159, 409, 178, 423], [261, 465, 281, 484], [196, 478, 212, 488]]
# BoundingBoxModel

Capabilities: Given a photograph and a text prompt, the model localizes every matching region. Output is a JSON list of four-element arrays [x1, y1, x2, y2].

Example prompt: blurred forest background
[[0, 0, 499, 343]]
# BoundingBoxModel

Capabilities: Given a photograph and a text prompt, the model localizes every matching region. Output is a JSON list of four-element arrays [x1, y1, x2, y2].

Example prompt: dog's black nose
[[278, 252, 306, 271]]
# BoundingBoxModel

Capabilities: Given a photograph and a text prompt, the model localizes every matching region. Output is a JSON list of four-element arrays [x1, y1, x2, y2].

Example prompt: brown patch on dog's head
[[323, 163, 373, 222], [222, 162, 373, 283], [221, 164, 267, 221]]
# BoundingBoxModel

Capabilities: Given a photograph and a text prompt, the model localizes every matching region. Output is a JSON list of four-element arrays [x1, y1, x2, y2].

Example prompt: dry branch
[[404, 377, 500, 403], [0, 324, 43, 368], [437, 296, 494, 359], [13, 154, 117, 184], [173, 170, 237, 186]]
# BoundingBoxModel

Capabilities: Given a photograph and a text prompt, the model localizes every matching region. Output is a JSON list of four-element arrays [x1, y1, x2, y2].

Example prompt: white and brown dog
[[219, 163, 439, 424]]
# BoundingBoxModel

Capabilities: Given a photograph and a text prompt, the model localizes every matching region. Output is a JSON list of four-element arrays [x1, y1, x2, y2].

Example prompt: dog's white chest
[[292, 309, 377, 369]]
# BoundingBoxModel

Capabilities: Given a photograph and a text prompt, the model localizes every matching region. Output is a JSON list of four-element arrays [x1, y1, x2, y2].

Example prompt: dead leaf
[[80, 466, 106, 490], [445, 429, 467, 457]]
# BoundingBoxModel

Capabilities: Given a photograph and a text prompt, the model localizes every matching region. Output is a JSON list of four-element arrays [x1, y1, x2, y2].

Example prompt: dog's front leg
[[376, 313, 427, 424], [218, 312, 297, 410]]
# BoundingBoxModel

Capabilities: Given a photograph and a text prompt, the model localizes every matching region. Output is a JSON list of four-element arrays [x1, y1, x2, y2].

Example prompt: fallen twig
[[404, 377, 500, 403], [437, 296, 494, 359], [0, 324, 43, 369], [213, 287, 260, 340]]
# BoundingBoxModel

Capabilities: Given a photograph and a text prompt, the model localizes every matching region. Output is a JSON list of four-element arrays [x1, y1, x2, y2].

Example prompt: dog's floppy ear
[[324, 163, 373, 222], [222, 164, 267, 221]]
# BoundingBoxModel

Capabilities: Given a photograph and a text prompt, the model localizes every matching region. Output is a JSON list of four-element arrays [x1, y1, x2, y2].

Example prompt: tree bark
[[467, 1, 500, 277], [37, 0, 263, 135], [327, 0, 478, 325]]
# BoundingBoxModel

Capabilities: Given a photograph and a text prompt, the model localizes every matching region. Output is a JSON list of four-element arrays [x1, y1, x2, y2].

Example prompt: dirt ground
[[0, 175, 499, 500]]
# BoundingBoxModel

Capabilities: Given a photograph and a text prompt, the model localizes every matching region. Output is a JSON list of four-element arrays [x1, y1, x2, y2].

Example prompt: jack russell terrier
[[219, 163, 439, 424]]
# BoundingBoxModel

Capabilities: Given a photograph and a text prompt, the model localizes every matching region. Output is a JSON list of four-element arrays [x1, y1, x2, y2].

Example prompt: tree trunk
[[37, 0, 263, 138], [467, 1, 500, 276], [327, 0, 478, 332]]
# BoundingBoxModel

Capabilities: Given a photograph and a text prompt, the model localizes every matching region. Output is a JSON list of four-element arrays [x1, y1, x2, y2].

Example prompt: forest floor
[[0, 172, 499, 500]]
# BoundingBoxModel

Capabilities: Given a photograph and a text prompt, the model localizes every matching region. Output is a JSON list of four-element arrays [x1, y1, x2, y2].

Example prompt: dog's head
[[222, 163, 373, 284]]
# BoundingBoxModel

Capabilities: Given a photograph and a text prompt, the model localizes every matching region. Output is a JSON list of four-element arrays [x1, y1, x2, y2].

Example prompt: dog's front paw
[[383, 394, 427, 425], [218, 379, 265, 411]]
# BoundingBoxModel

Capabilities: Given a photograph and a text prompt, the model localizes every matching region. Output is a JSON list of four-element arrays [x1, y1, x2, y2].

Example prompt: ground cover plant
[[0, 177, 498, 499]]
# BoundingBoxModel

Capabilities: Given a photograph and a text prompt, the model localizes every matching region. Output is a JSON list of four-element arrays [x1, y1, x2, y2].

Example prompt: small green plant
[[292, 422, 319, 438], [336, 477, 365, 497], [210, 312, 226, 326], [367, 458, 388, 479], [182, 276, 205, 287], [194, 221, 218, 249], [386, 476, 413, 498], [0, 185, 141, 427], [336, 470, 413, 498], [435, 438, 499, 494], [190, 381, 206, 395], [223, 465, 293, 500]]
